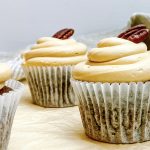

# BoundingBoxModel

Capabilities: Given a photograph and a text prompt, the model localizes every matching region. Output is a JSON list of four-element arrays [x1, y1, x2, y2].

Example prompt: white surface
[[8, 82, 150, 150], [0, 0, 150, 52]]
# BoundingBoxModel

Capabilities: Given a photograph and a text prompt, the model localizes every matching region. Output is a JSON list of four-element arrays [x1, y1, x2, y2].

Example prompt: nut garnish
[[127, 29, 149, 43], [118, 24, 149, 43], [52, 28, 74, 39], [0, 86, 13, 95], [118, 24, 146, 38]]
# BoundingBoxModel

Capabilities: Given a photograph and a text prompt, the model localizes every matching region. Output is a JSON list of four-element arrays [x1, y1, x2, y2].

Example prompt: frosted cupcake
[[71, 26, 150, 143], [0, 63, 24, 150], [22, 28, 87, 108]]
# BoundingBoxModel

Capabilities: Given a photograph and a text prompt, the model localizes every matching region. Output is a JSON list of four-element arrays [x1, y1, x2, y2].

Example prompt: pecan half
[[52, 28, 74, 39], [118, 24, 149, 43], [118, 24, 146, 38], [127, 29, 149, 43], [0, 86, 13, 95]]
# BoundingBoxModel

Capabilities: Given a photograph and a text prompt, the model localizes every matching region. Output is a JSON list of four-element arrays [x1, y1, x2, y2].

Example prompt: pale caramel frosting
[[72, 37, 150, 83], [0, 63, 12, 85], [23, 37, 87, 66], [32, 37, 77, 49]]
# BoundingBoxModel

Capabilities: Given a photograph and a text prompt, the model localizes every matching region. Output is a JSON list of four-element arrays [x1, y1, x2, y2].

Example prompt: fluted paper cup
[[71, 79, 150, 144], [8, 55, 25, 80], [0, 80, 24, 150], [23, 65, 77, 108]]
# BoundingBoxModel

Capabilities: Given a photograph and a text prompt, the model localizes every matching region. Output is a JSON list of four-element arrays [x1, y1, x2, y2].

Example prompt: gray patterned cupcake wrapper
[[23, 66, 77, 108], [71, 79, 150, 144], [8, 55, 25, 81], [0, 80, 24, 150]]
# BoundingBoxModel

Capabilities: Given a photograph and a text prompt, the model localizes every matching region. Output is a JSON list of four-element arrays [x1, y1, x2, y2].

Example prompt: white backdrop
[[0, 0, 149, 52]]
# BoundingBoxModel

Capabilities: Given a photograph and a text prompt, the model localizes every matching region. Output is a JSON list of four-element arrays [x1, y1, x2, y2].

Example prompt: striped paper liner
[[71, 79, 150, 144], [23, 65, 77, 108], [0, 80, 24, 150], [8, 55, 25, 81]]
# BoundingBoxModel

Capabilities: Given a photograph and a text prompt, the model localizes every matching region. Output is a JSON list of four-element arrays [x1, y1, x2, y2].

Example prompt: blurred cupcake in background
[[0, 63, 24, 150], [22, 28, 87, 108], [71, 25, 150, 143]]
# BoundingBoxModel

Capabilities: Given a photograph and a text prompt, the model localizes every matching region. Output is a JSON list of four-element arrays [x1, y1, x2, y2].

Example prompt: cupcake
[[22, 28, 87, 108], [0, 63, 24, 150], [71, 25, 150, 143]]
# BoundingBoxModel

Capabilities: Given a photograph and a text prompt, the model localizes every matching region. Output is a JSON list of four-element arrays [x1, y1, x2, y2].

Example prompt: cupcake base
[[71, 79, 150, 144], [23, 66, 77, 108], [0, 80, 24, 150]]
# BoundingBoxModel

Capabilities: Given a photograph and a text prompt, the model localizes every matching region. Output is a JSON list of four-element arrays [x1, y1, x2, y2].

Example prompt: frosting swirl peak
[[73, 37, 150, 83], [23, 37, 87, 66]]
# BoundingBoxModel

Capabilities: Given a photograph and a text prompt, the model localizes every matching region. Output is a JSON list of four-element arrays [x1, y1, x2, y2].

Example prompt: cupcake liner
[[71, 79, 150, 144], [7, 46, 32, 81], [0, 80, 24, 150], [23, 65, 77, 108], [8, 55, 25, 81]]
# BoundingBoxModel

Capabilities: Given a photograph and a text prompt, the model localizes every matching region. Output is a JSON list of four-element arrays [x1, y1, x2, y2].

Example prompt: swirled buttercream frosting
[[72, 37, 150, 82], [23, 37, 87, 66]]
